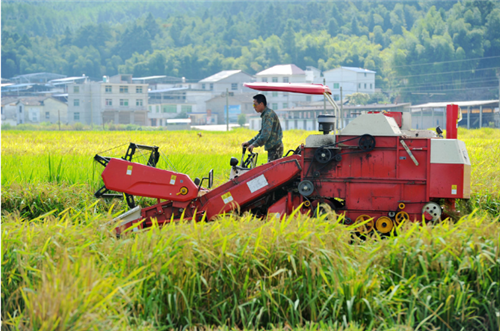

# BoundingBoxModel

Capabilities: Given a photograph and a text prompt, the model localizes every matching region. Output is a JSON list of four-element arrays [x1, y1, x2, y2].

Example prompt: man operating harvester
[[242, 94, 283, 162]]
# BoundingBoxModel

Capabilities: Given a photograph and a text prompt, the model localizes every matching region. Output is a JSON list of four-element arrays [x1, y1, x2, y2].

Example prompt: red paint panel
[[102, 158, 198, 201], [430, 163, 466, 199], [244, 83, 331, 95], [347, 183, 401, 211], [201, 157, 302, 220]]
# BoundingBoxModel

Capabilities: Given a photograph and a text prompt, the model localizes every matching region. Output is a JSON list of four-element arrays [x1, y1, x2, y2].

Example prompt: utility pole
[[89, 84, 93, 129], [226, 88, 229, 132], [340, 86, 343, 129], [323, 78, 326, 113]]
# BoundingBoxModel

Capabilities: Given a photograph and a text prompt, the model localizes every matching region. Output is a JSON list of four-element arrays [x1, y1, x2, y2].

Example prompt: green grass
[[1, 128, 499, 330], [2, 210, 499, 330]]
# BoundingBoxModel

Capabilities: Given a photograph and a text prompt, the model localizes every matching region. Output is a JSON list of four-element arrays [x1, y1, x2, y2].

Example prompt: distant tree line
[[2, 1, 499, 103]]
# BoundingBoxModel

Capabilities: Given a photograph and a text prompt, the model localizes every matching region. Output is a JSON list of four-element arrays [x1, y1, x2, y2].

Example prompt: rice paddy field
[[1, 127, 500, 330]]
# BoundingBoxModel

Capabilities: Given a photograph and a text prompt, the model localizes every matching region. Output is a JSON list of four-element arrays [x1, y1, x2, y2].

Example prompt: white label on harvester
[[126, 165, 133, 175], [221, 192, 234, 204], [451, 185, 457, 195], [170, 175, 177, 185], [247, 174, 269, 193]]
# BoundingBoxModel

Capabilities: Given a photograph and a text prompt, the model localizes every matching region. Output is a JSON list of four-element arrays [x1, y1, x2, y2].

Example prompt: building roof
[[256, 64, 305, 76], [324, 66, 376, 74], [1, 97, 19, 106], [199, 70, 250, 83], [48, 76, 87, 84], [148, 87, 189, 94], [410, 100, 499, 109]]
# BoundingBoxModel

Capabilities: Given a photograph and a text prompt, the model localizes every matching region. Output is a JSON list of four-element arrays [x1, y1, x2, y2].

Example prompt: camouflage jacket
[[248, 107, 283, 151]]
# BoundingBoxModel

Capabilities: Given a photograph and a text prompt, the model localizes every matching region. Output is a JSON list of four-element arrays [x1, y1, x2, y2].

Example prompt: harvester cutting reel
[[94, 143, 161, 208]]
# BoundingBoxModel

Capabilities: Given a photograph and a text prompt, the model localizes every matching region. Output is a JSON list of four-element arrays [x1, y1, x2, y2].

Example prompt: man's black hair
[[253, 94, 267, 107]]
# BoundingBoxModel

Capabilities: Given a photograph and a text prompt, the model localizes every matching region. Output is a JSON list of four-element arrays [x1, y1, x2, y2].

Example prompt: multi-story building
[[147, 87, 213, 127], [254, 64, 309, 110], [198, 70, 255, 94], [323, 67, 376, 102], [1, 96, 68, 125], [67, 74, 148, 125]]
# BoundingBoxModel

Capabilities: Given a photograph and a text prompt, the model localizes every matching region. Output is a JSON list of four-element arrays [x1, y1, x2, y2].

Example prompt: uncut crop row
[[1, 128, 499, 330]]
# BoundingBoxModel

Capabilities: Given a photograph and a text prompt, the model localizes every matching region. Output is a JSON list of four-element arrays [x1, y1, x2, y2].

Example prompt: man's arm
[[251, 115, 272, 147]]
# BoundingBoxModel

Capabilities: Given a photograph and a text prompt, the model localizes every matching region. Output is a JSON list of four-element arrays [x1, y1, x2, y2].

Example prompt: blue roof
[[148, 87, 188, 94]]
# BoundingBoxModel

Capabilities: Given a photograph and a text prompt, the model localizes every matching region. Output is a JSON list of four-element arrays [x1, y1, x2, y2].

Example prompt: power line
[[391, 55, 500, 68], [382, 84, 499, 94], [390, 66, 500, 79], [392, 78, 500, 90]]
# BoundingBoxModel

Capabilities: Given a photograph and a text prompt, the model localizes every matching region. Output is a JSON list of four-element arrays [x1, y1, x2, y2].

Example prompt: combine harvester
[[94, 83, 470, 235]]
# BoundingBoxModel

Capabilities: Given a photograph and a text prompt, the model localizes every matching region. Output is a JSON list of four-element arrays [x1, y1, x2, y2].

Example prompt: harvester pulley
[[298, 180, 314, 196], [314, 148, 332, 164], [358, 134, 376, 152]]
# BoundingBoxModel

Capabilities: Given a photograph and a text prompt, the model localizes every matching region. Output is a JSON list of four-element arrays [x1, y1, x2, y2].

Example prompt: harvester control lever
[[400, 140, 419, 166]]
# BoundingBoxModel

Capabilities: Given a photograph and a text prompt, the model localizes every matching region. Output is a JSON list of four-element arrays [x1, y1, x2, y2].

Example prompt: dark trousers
[[267, 143, 284, 162]]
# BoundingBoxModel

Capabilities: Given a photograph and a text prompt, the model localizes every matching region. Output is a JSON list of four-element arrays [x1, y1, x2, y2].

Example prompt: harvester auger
[[94, 83, 470, 235]]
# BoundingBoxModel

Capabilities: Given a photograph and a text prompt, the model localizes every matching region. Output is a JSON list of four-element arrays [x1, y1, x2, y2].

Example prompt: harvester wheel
[[375, 216, 394, 234], [354, 215, 374, 234], [395, 211, 410, 225], [422, 202, 442, 222]]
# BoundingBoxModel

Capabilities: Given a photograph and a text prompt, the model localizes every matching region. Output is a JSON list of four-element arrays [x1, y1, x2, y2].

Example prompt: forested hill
[[2, 1, 500, 103]]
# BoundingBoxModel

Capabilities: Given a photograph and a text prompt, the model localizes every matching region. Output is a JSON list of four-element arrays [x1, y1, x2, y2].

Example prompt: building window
[[120, 86, 128, 93], [74, 112, 80, 121], [156, 105, 160, 113], [334, 95, 340, 101], [272, 103, 278, 110], [74, 99, 80, 106], [105, 85, 112, 93], [120, 99, 129, 106], [370, 83, 373, 89], [364, 73, 367, 77], [159, 119, 163, 126], [105, 99, 112, 106], [364, 83, 367, 89], [272, 77, 278, 83], [136, 86, 142, 93], [358, 83, 361, 88], [148, 106, 152, 112], [262, 78, 268, 83], [283, 103, 288, 109], [181, 105, 192, 113], [231, 83, 238, 91], [272, 92, 278, 97], [73, 86, 79, 93], [45, 112, 50, 119], [136, 99, 143, 106], [209, 83, 214, 90], [334, 83, 339, 89], [163, 105, 177, 113], [283, 77, 289, 83], [202, 83, 206, 89], [19, 106, 22, 113], [306, 96, 311, 102]]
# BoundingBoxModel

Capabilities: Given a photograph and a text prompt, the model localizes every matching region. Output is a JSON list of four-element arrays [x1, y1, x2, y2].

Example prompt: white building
[[254, 64, 309, 110], [67, 74, 149, 125], [1, 96, 68, 125], [323, 67, 376, 102], [198, 70, 255, 94], [147, 87, 214, 127]]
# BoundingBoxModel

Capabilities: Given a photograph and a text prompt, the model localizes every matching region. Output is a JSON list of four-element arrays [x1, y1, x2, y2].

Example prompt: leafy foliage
[[1, 1, 500, 103]]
